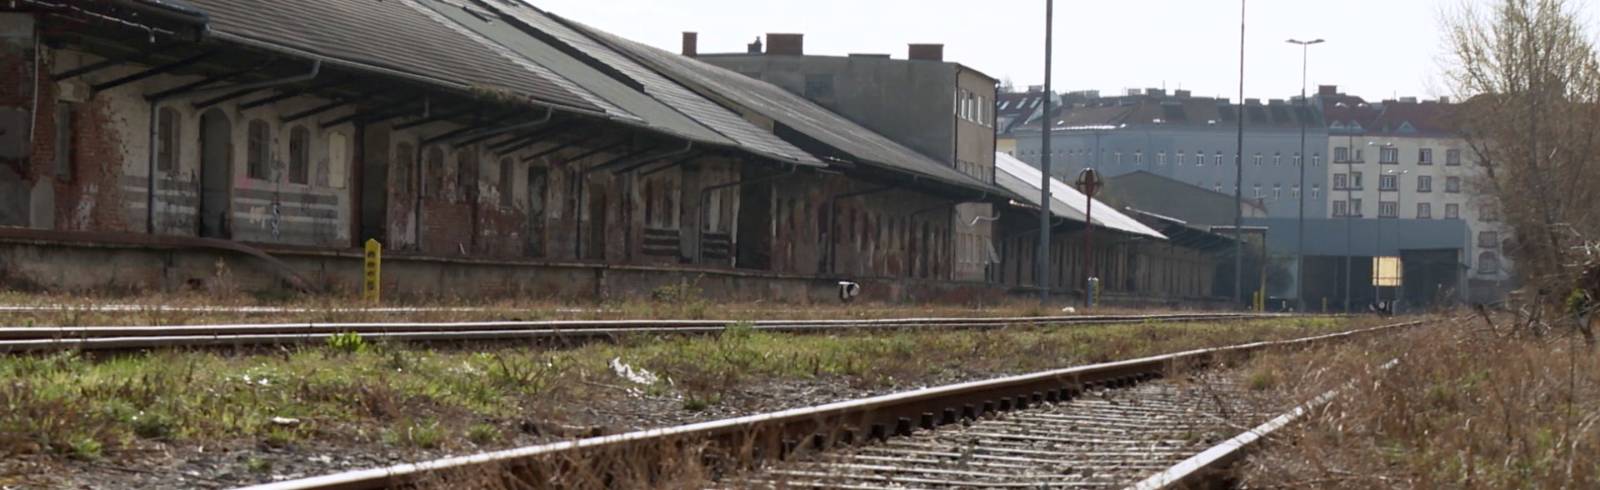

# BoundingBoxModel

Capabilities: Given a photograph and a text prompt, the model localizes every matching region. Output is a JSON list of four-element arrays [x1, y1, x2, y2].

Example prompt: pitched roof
[[993, 152, 1166, 240], [476, 1, 819, 166], [566, 19, 1005, 195], [182, 0, 600, 114]]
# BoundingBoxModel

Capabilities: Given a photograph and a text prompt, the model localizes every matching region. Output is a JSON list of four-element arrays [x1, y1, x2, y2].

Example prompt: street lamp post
[[1232, 0, 1247, 308], [1037, 0, 1055, 305], [1287, 38, 1323, 313]]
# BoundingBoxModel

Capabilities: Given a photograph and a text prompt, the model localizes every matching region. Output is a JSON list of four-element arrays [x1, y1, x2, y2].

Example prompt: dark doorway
[[526, 166, 547, 258], [735, 166, 773, 270], [360, 125, 390, 243], [198, 109, 232, 238]]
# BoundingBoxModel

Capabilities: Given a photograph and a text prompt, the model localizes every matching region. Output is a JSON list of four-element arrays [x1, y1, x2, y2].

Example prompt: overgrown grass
[[1241, 320, 1600, 488], [0, 317, 1362, 463]]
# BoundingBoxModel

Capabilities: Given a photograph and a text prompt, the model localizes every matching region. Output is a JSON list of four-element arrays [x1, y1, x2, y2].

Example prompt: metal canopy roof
[[181, 0, 601, 114], [994, 152, 1166, 240], [479, 1, 820, 166], [567, 19, 1006, 194]]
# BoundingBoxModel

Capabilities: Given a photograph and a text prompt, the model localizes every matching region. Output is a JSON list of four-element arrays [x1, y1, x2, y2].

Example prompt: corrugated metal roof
[[483, 2, 819, 166], [412, 0, 641, 123], [568, 20, 1002, 194], [994, 152, 1166, 240], [182, 0, 600, 114]]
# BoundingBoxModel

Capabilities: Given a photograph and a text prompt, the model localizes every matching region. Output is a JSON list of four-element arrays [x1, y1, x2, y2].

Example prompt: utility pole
[[1232, 0, 1247, 307], [1037, 0, 1054, 305]]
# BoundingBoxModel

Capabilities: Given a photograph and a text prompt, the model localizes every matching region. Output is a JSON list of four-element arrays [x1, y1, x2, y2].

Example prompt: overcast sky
[[526, 0, 1594, 102]]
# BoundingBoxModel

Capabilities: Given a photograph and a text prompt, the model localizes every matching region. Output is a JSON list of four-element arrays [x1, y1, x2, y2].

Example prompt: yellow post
[[363, 239, 382, 304]]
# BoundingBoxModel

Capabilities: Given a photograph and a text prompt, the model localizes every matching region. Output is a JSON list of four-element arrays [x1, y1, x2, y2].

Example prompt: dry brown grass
[[1240, 316, 1600, 488], [0, 289, 1193, 327]]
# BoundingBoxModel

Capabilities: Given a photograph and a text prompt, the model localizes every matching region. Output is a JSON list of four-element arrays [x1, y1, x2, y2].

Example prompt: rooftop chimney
[[766, 33, 803, 55], [747, 37, 763, 54], [908, 43, 944, 61], [1317, 85, 1338, 96], [682, 32, 698, 57]]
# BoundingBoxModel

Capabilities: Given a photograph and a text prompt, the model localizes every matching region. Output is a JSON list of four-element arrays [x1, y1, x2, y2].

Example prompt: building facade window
[[1294, 152, 1302, 166], [1446, 203, 1460, 219], [1380, 201, 1398, 218], [499, 157, 515, 208], [1312, 153, 1321, 166], [1480, 204, 1499, 221], [1479, 231, 1500, 248], [1418, 148, 1433, 165], [1214, 152, 1223, 166], [1351, 198, 1363, 216], [247, 119, 271, 180], [1334, 146, 1349, 163], [1446, 149, 1462, 166], [1334, 200, 1349, 217], [1157, 151, 1166, 165], [1418, 202, 1432, 219], [1253, 184, 1262, 198], [156, 107, 179, 172], [1478, 252, 1501, 275], [1379, 147, 1399, 164], [1291, 185, 1300, 198], [1417, 175, 1433, 193], [394, 142, 415, 196], [1351, 171, 1364, 189], [1134, 150, 1143, 165], [1333, 173, 1348, 190], [1253, 153, 1263, 166], [1312, 184, 1321, 199], [1446, 176, 1461, 193], [1379, 174, 1397, 191]]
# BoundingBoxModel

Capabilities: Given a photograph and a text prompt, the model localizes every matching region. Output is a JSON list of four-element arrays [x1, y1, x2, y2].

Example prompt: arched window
[[327, 131, 349, 188], [424, 146, 445, 198], [457, 147, 478, 200], [247, 119, 271, 180], [288, 126, 310, 185], [156, 107, 180, 172], [1478, 252, 1501, 275]]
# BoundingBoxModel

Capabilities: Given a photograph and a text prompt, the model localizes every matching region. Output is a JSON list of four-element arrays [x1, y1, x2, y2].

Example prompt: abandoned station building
[[0, 0, 1235, 304]]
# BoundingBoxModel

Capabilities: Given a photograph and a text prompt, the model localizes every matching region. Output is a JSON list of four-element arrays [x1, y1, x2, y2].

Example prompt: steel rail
[[1128, 357, 1403, 490], [0, 313, 1289, 348], [239, 319, 1422, 490]]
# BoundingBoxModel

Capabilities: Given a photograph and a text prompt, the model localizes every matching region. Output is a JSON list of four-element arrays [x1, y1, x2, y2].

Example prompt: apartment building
[[1318, 85, 1511, 293], [1008, 89, 1329, 219]]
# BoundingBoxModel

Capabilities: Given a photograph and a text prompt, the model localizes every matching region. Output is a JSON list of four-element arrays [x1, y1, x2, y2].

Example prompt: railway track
[[242, 319, 1422, 490], [0, 312, 1288, 352], [723, 371, 1273, 488]]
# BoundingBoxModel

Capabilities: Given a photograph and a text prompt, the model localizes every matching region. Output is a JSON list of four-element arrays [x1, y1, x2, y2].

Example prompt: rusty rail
[[0, 312, 1292, 352], [237, 319, 1422, 490]]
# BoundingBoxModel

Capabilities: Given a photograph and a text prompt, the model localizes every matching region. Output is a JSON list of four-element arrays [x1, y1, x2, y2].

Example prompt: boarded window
[[327, 131, 349, 188], [424, 146, 445, 198], [247, 119, 270, 180], [156, 107, 179, 172], [288, 126, 310, 185], [54, 103, 74, 180], [499, 157, 514, 208]]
